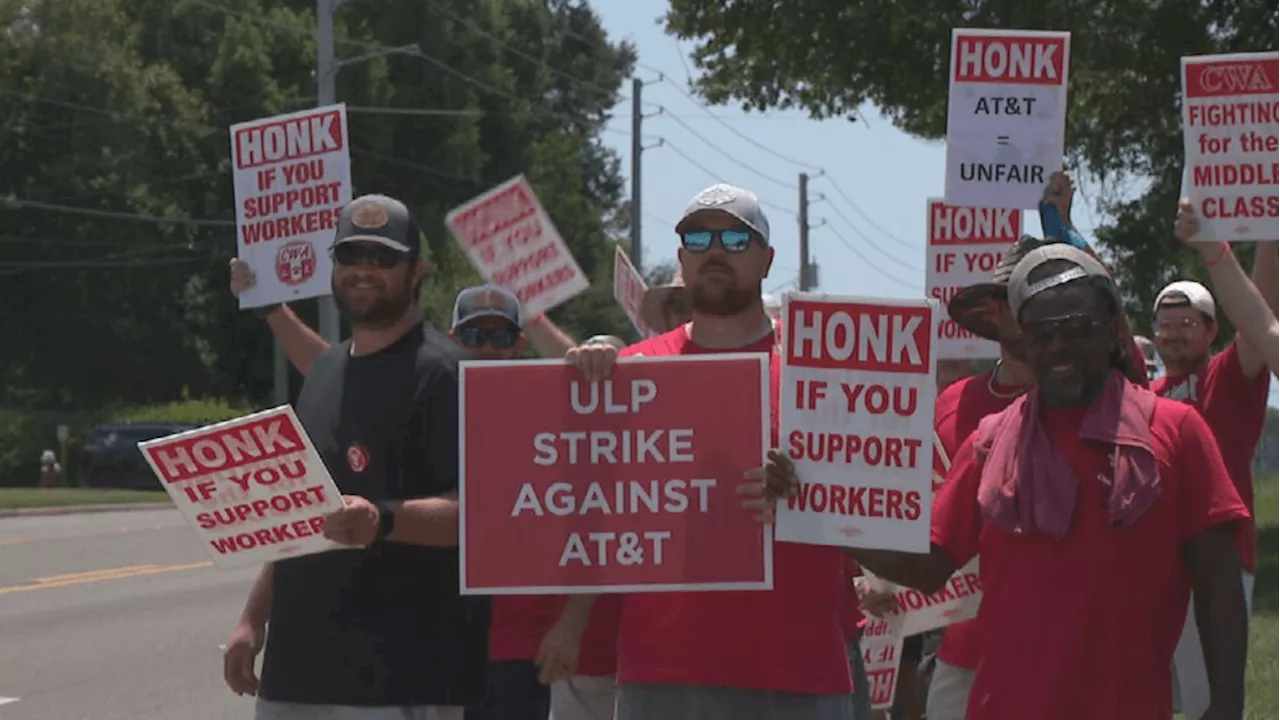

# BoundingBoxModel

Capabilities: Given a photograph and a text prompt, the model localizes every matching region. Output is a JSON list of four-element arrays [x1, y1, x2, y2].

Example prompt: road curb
[[0, 502, 174, 518]]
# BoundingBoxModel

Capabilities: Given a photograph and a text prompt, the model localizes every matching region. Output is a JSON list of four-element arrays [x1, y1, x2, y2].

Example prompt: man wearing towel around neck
[[840, 244, 1249, 720]]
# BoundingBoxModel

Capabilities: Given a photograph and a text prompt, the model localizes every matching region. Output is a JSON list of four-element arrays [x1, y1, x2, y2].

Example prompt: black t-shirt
[[258, 322, 490, 707]]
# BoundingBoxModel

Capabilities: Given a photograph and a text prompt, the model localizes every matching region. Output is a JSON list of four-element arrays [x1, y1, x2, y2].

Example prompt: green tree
[[0, 0, 636, 415], [663, 0, 1278, 331]]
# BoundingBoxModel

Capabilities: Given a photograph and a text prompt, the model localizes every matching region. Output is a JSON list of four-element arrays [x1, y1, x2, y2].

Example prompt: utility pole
[[798, 172, 811, 291], [316, 0, 341, 346], [630, 77, 643, 273]]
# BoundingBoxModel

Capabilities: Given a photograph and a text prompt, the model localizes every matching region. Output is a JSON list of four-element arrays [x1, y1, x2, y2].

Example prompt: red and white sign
[[138, 406, 345, 569], [446, 176, 590, 317], [613, 246, 651, 337], [925, 199, 1022, 359], [231, 104, 352, 309], [459, 355, 772, 594], [1180, 52, 1279, 242], [863, 559, 983, 637], [776, 293, 937, 552], [855, 577, 905, 711], [945, 29, 1071, 210]]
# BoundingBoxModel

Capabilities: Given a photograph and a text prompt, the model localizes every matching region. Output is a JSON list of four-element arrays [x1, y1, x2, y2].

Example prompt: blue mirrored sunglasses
[[458, 326, 518, 349], [680, 228, 755, 253]]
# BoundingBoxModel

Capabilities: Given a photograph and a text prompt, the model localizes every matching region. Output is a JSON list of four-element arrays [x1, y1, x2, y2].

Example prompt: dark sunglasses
[[331, 243, 406, 269], [458, 326, 519, 350], [680, 228, 756, 254], [1024, 313, 1106, 346]]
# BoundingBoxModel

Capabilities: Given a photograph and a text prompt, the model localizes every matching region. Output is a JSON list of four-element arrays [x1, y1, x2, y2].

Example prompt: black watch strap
[[374, 500, 396, 543]]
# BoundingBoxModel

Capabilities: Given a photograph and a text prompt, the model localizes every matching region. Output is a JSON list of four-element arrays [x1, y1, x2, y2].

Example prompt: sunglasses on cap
[[680, 228, 757, 254], [331, 243, 407, 269], [458, 326, 519, 350]]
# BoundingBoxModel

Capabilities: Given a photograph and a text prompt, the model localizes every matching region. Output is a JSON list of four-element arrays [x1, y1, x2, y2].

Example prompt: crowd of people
[[219, 174, 1276, 720]]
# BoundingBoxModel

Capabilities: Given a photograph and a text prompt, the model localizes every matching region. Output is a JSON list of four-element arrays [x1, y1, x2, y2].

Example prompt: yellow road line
[[0, 561, 212, 596]]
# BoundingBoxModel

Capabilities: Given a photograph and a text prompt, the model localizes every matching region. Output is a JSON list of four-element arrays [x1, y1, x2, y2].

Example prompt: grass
[[1246, 475, 1277, 719], [0, 487, 171, 510]]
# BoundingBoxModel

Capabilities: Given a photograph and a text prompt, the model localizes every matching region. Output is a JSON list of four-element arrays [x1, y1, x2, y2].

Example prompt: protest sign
[[459, 355, 772, 594], [613, 245, 651, 337], [855, 577, 905, 711], [863, 559, 983, 637], [925, 199, 1022, 359], [945, 29, 1071, 209], [445, 176, 590, 317], [139, 406, 345, 569], [1180, 52, 1279, 242], [231, 104, 352, 309], [776, 293, 937, 552]]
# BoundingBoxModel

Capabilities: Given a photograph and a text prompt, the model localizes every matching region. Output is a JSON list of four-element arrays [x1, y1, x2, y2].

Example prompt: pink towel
[[973, 371, 1161, 538]]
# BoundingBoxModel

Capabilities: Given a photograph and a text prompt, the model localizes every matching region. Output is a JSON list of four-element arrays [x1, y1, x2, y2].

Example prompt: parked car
[[79, 422, 197, 489]]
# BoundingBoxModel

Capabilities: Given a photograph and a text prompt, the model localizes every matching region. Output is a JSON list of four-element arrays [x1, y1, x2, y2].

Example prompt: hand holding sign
[[323, 495, 381, 546], [739, 450, 800, 524], [565, 340, 623, 381]]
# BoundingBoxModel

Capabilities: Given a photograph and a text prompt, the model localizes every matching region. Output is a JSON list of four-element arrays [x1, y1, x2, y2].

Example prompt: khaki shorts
[[1172, 571, 1255, 719], [550, 675, 617, 720]]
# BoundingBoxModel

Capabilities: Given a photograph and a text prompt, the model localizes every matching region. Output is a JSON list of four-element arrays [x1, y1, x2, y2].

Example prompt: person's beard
[[333, 271, 414, 328], [690, 261, 759, 317]]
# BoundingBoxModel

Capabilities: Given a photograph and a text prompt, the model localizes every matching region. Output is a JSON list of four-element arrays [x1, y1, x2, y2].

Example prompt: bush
[[109, 398, 253, 425], [0, 399, 255, 488]]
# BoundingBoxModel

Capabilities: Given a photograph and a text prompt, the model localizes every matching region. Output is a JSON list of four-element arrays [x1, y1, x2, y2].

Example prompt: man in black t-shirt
[[222, 194, 488, 720]]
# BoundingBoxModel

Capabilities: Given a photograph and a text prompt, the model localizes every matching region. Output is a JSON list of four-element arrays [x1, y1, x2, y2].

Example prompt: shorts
[[1172, 571, 1255, 719], [925, 659, 975, 720], [467, 660, 550, 720], [616, 682, 852, 720], [550, 675, 617, 720], [256, 700, 463, 720]]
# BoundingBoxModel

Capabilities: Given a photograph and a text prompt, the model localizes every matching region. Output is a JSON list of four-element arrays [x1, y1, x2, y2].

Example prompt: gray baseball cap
[[332, 194, 422, 256], [1008, 244, 1119, 319], [451, 284, 522, 330], [675, 183, 771, 243]]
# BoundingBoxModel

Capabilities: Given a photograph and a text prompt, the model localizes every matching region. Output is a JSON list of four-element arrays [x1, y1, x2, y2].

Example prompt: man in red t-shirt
[[918, 236, 1047, 719], [537, 183, 854, 720], [848, 244, 1249, 720], [1152, 204, 1276, 720]]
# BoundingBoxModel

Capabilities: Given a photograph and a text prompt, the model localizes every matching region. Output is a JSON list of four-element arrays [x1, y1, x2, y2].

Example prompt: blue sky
[[591, 0, 1278, 407]]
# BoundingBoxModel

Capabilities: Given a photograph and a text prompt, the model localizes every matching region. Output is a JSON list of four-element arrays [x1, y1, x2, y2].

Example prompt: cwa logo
[[1201, 63, 1274, 93], [275, 241, 317, 286]]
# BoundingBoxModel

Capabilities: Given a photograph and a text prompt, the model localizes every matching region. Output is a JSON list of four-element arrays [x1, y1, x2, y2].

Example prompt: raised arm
[[1174, 201, 1279, 378], [230, 258, 330, 375]]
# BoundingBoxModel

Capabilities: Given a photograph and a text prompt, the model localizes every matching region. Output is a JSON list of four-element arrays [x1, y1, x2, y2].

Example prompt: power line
[[4, 198, 234, 227], [823, 225, 914, 288], [659, 140, 796, 217], [659, 110, 797, 192], [421, 0, 629, 101], [821, 202, 919, 273]]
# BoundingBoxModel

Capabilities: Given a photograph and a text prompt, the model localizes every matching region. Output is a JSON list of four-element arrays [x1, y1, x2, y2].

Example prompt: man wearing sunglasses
[[224, 194, 490, 720], [1157, 203, 1276, 720], [226, 216, 594, 720], [535, 183, 855, 720], [848, 244, 1249, 720]]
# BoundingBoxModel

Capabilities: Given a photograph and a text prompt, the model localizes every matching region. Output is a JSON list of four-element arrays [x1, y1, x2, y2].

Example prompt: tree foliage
[[664, 0, 1278, 331], [0, 0, 635, 415]]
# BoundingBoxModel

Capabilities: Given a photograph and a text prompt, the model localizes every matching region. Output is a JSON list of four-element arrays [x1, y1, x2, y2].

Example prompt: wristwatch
[[374, 500, 397, 543]]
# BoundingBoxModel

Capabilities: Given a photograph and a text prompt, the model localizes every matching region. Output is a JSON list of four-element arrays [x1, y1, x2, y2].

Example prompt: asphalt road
[[0, 508, 259, 719]]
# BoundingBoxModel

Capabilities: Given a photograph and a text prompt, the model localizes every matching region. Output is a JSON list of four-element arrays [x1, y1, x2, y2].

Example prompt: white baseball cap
[[675, 183, 771, 243], [1153, 281, 1216, 318]]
